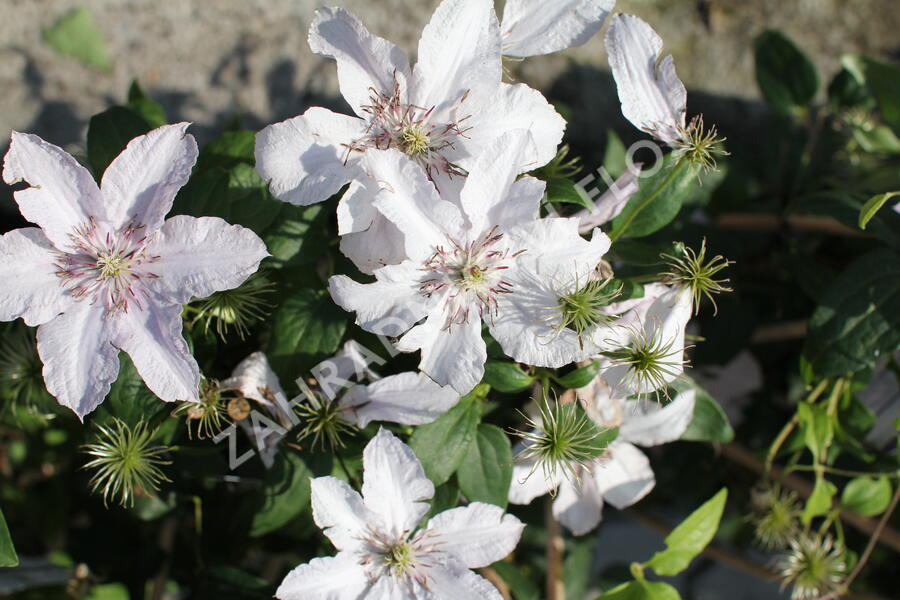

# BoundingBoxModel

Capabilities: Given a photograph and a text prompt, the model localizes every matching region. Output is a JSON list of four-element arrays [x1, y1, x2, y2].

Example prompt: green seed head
[[671, 114, 728, 172], [605, 323, 686, 398], [555, 278, 623, 348], [661, 239, 733, 315], [173, 378, 227, 440], [82, 419, 171, 508], [776, 534, 848, 600], [751, 486, 802, 550], [189, 272, 275, 341], [296, 393, 358, 452]]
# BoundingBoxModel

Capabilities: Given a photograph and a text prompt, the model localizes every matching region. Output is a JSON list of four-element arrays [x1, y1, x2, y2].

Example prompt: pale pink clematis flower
[[500, 0, 615, 58], [255, 0, 564, 272], [328, 131, 607, 394], [276, 428, 523, 599], [0, 124, 269, 420]]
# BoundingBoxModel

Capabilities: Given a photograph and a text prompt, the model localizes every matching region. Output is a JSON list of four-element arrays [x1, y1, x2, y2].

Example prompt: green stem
[[787, 464, 900, 479]]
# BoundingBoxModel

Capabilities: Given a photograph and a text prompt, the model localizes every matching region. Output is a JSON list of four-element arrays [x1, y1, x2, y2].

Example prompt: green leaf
[[565, 537, 595, 600], [0, 506, 18, 567], [797, 402, 834, 460], [96, 353, 165, 427], [676, 378, 734, 443], [789, 191, 900, 250], [859, 192, 900, 230], [482, 362, 534, 393], [646, 488, 728, 576], [86, 106, 151, 179], [828, 67, 870, 110], [600, 580, 681, 600], [196, 130, 257, 171], [843, 54, 900, 137], [250, 452, 313, 536], [84, 584, 130, 600], [492, 561, 540, 600], [753, 30, 819, 112], [126, 81, 166, 128], [267, 288, 348, 379], [603, 130, 628, 180], [409, 392, 481, 486], [802, 475, 838, 524], [43, 8, 111, 71], [457, 424, 513, 508], [555, 361, 601, 389], [545, 178, 593, 210], [262, 203, 330, 266], [609, 157, 699, 241], [842, 476, 892, 517], [426, 478, 461, 519], [803, 249, 900, 376]]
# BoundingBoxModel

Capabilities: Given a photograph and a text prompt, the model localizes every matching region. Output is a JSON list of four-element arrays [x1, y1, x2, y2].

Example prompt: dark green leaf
[[492, 561, 540, 600], [96, 353, 164, 427], [555, 361, 601, 389], [262, 203, 330, 266], [859, 191, 900, 230], [828, 68, 870, 110], [646, 488, 728, 576], [0, 506, 18, 567], [43, 8, 111, 71], [609, 157, 699, 240], [545, 178, 593, 210], [250, 452, 313, 537], [842, 476, 892, 517], [426, 478, 461, 519], [802, 475, 837, 524], [803, 249, 900, 376], [127, 81, 166, 128], [457, 424, 513, 508], [753, 30, 818, 112], [86, 107, 151, 179], [789, 191, 900, 250], [267, 288, 348, 378], [603, 130, 628, 180], [565, 536, 595, 600], [196, 130, 257, 171], [843, 54, 900, 136], [676, 378, 734, 443], [483, 362, 534, 393], [409, 392, 481, 485]]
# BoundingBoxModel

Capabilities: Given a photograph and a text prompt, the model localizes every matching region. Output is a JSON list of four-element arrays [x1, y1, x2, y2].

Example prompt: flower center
[[56, 218, 158, 313], [384, 541, 415, 576], [361, 528, 437, 588], [346, 81, 472, 179], [419, 226, 519, 327]]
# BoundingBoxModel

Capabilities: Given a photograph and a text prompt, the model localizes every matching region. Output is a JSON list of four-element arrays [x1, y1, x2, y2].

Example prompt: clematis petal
[[255, 107, 366, 207], [0, 228, 74, 326], [340, 372, 459, 428], [508, 455, 562, 504], [398, 311, 486, 395], [426, 502, 524, 568], [115, 300, 200, 403], [328, 262, 429, 336], [620, 388, 696, 447], [35, 303, 120, 420], [145, 215, 268, 305], [309, 6, 412, 117], [222, 351, 286, 405], [577, 164, 642, 233], [311, 476, 378, 552], [425, 564, 506, 600], [553, 474, 604, 536], [100, 123, 198, 235], [338, 213, 408, 275], [458, 130, 541, 233], [411, 0, 501, 112], [3, 132, 103, 252], [458, 82, 565, 172], [275, 552, 369, 600], [594, 441, 655, 509], [362, 428, 435, 538], [605, 14, 687, 146], [501, 0, 614, 58]]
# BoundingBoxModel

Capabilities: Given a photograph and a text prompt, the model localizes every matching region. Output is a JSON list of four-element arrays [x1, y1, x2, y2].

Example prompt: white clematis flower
[[276, 428, 524, 599], [501, 0, 615, 58], [509, 388, 696, 535], [0, 124, 269, 420], [255, 0, 565, 251], [329, 131, 606, 393], [225, 346, 459, 465]]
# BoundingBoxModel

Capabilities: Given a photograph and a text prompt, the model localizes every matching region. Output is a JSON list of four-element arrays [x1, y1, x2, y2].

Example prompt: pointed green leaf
[[554, 361, 601, 389], [859, 192, 900, 230], [599, 580, 681, 600], [250, 452, 316, 537], [842, 476, 892, 517], [676, 378, 734, 443], [797, 402, 834, 460], [753, 30, 818, 112], [483, 362, 534, 393], [267, 288, 348, 379], [802, 475, 838, 524], [492, 561, 541, 600], [409, 392, 481, 486], [43, 8, 111, 71], [457, 424, 513, 508], [86, 106, 151, 179], [127, 81, 166, 128], [0, 506, 18, 567], [646, 488, 728, 576]]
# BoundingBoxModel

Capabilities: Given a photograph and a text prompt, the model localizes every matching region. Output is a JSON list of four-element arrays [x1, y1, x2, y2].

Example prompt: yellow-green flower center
[[400, 124, 430, 156]]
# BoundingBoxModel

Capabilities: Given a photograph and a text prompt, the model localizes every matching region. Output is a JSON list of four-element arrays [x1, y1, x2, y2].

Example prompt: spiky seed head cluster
[[661, 239, 733, 315], [533, 144, 582, 182], [295, 392, 358, 452], [173, 378, 228, 440], [554, 277, 623, 348], [750, 486, 802, 550], [0, 324, 52, 413], [776, 534, 848, 600], [671, 114, 728, 172], [189, 272, 275, 341], [513, 398, 612, 488], [604, 322, 687, 399], [82, 419, 171, 508]]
